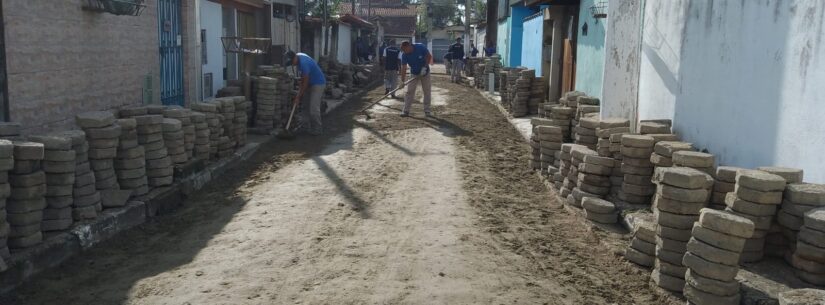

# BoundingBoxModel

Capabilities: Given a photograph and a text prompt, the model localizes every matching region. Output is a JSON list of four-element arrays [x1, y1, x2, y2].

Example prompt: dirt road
[[3, 77, 679, 305]]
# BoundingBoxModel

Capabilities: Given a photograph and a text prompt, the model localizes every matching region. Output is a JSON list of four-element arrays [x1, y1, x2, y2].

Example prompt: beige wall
[[2, 0, 170, 134]]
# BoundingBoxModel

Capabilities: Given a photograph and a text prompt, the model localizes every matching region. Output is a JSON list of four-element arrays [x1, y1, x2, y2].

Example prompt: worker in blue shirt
[[397, 41, 433, 117], [284, 51, 326, 135]]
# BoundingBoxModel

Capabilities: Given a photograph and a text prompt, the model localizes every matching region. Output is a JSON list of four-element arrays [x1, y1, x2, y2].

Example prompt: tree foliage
[[304, 0, 342, 17]]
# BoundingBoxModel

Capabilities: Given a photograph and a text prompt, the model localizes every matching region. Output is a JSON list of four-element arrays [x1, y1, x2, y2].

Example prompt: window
[[273, 4, 294, 19]]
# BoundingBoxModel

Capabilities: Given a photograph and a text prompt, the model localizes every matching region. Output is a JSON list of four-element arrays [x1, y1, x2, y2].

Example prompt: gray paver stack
[[232, 96, 248, 147], [650, 167, 713, 292], [134, 115, 172, 188], [626, 213, 657, 267], [709, 167, 741, 213], [561, 91, 583, 129], [481, 55, 502, 90], [163, 107, 195, 160], [725, 169, 786, 263], [528, 124, 542, 171], [574, 96, 600, 131], [576, 154, 614, 208], [255, 76, 279, 129], [557, 144, 583, 199], [596, 118, 629, 158], [0, 123, 21, 141], [757, 167, 803, 257], [651, 141, 693, 169], [76, 112, 120, 193], [672, 151, 715, 176], [191, 112, 210, 160], [0, 140, 12, 258], [529, 76, 545, 115], [582, 196, 618, 224], [781, 183, 825, 280], [792, 207, 825, 285], [113, 118, 148, 199], [568, 146, 599, 207], [777, 289, 825, 305], [7, 141, 46, 250], [639, 121, 672, 135], [162, 118, 187, 166], [511, 70, 533, 117], [547, 105, 574, 142], [28, 134, 75, 231], [215, 99, 236, 149], [57, 130, 98, 221], [574, 116, 599, 150], [620, 135, 657, 207], [192, 102, 221, 159], [683, 208, 755, 304]]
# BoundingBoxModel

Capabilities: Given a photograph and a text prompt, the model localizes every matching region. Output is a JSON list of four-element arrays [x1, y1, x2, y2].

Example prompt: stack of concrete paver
[[568, 146, 599, 207], [511, 70, 533, 117], [725, 169, 786, 263], [758, 167, 803, 257], [574, 116, 599, 150], [710, 166, 742, 211], [651, 141, 693, 169], [191, 112, 210, 161], [596, 118, 629, 157], [163, 107, 195, 160], [529, 76, 545, 115], [620, 135, 657, 207], [557, 144, 583, 199], [481, 55, 502, 90], [192, 102, 221, 159], [608, 132, 625, 158], [528, 126, 542, 171], [57, 130, 98, 221], [0, 141, 13, 257], [574, 96, 600, 127], [7, 141, 46, 250], [498, 70, 514, 107], [792, 208, 825, 285], [215, 99, 236, 148], [233, 97, 248, 147], [672, 151, 715, 176], [113, 118, 148, 199], [547, 105, 574, 142], [146, 105, 165, 115], [255, 76, 279, 130], [28, 134, 75, 231], [781, 183, 825, 267], [76, 112, 120, 193], [162, 118, 187, 166], [683, 208, 755, 304], [537, 124, 563, 175], [582, 195, 618, 224], [625, 213, 657, 267], [639, 121, 672, 134], [561, 92, 582, 129], [650, 167, 713, 292], [0, 123, 21, 141], [576, 154, 614, 208], [134, 115, 172, 188], [217, 136, 233, 159]]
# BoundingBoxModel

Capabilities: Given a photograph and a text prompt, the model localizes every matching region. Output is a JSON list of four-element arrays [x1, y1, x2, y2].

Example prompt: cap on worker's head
[[456, 37, 462, 42], [283, 51, 297, 66]]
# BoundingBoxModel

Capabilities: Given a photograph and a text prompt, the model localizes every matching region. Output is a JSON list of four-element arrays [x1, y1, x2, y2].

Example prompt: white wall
[[337, 24, 352, 64], [637, 0, 825, 182], [601, 0, 642, 126], [200, 0, 224, 99]]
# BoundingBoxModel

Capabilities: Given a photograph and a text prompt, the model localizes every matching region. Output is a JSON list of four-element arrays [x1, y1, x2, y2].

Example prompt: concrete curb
[[0, 84, 377, 294]]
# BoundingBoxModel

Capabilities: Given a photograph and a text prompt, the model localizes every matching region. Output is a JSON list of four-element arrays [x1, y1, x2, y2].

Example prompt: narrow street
[[3, 76, 677, 305]]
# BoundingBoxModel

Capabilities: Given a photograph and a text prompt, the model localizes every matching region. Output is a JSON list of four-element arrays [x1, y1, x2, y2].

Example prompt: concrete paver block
[[692, 223, 747, 252]]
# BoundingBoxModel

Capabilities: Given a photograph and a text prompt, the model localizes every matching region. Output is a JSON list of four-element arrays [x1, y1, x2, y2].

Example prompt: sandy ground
[[2, 76, 680, 305]]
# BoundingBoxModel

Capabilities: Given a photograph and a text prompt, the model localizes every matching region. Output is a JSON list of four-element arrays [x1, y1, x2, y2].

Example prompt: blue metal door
[[158, 0, 184, 105]]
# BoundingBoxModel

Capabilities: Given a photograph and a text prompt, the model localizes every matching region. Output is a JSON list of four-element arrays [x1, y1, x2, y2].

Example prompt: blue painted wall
[[575, 0, 608, 98], [497, 19, 510, 64], [507, 4, 533, 67], [521, 13, 543, 74]]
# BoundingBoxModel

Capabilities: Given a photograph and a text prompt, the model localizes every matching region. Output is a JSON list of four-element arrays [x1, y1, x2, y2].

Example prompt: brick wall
[[2, 0, 162, 134]]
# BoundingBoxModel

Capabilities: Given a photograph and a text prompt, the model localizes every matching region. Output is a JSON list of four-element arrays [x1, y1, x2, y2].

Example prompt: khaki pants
[[384, 70, 398, 90], [451, 60, 464, 82], [301, 85, 325, 134], [403, 73, 432, 114]]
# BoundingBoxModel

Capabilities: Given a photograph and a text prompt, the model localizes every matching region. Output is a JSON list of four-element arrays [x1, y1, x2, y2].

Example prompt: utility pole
[[352, 0, 356, 15], [464, 0, 470, 58], [323, 0, 329, 55]]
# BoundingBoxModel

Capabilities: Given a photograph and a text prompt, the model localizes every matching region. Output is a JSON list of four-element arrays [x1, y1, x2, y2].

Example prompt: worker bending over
[[398, 41, 433, 117], [284, 51, 326, 136]]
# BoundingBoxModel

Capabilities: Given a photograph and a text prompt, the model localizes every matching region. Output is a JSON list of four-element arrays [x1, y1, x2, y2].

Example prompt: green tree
[[304, 0, 342, 17], [415, 0, 462, 35]]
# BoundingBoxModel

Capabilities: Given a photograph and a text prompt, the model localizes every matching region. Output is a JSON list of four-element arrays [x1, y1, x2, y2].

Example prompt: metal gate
[[158, 0, 184, 105], [431, 38, 451, 63]]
